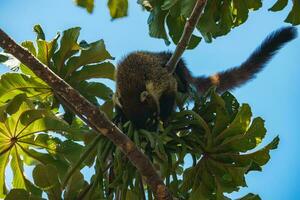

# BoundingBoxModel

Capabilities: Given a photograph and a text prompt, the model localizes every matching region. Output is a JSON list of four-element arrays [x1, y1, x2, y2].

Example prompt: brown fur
[[115, 27, 297, 128]]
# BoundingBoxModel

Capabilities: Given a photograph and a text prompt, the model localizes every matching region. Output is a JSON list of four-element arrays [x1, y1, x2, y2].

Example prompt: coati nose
[[140, 91, 149, 102]]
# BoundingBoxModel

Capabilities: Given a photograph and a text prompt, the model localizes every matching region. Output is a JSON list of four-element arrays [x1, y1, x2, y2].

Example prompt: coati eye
[[140, 91, 149, 102]]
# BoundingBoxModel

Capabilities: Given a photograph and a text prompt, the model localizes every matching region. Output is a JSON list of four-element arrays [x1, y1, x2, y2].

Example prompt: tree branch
[[166, 0, 207, 73], [0, 29, 173, 200]]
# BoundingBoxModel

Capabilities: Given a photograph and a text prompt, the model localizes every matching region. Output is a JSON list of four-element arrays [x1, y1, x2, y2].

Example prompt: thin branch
[[166, 0, 207, 74], [0, 29, 172, 200]]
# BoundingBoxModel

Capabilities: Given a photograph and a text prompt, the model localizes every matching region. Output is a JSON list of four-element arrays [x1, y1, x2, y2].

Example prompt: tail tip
[[280, 26, 298, 41]]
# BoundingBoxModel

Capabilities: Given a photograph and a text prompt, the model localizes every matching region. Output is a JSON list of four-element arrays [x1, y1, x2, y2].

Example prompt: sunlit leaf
[[63, 40, 113, 78], [74, 0, 94, 13], [68, 61, 115, 83], [108, 0, 128, 19], [0, 73, 50, 104], [53, 27, 81, 73]]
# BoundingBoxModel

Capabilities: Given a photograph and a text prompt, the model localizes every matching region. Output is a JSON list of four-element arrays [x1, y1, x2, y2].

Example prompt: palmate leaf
[[176, 89, 278, 199], [137, 0, 264, 47], [142, 0, 298, 46], [0, 95, 79, 197], [1, 25, 115, 122]]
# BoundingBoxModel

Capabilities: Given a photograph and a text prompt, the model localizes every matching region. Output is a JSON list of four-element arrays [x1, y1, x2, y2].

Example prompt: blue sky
[[1, 0, 300, 199]]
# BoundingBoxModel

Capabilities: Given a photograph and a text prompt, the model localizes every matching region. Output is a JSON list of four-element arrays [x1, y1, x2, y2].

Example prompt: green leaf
[[197, 0, 220, 42], [0, 95, 75, 195], [162, 0, 179, 10], [223, 117, 267, 152], [21, 41, 37, 56], [53, 27, 81, 73], [215, 104, 252, 143], [285, 0, 300, 25], [166, 14, 201, 49], [20, 41, 37, 76], [0, 54, 9, 63], [125, 190, 140, 200], [100, 100, 114, 119], [246, 0, 262, 10], [268, 0, 288, 12], [75, 0, 94, 13], [63, 40, 113, 78], [0, 73, 50, 103], [4, 189, 29, 200], [108, 0, 128, 19], [148, 2, 170, 44], [180, 0, 197, 18], [10, 147, 27, 190], [62, 135, 101, 188], [237, 136, 280, 167], [33, 164, 62, 200], [36, 34, 60, 66], [237, 193, 261, 200], [233, 0, 249, 25], [69, 62, 115, 83], [33, 25, 45, 40], [0, 147, 10, 197], [76, 81, 113, 101], [63, 170, 86, 200], [59, 140, 84, 164]]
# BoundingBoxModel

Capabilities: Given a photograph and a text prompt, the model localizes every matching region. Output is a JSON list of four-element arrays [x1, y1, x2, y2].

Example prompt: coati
[[114, 27, 297, 128]]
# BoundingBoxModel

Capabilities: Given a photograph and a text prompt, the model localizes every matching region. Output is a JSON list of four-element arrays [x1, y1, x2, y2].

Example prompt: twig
[[166, 0, 207, 74], [0, 28, 172, 200]]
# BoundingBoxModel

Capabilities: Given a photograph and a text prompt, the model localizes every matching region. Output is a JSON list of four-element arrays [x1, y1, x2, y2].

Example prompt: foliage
[[105, 89, 278, 199], [0, 0, 288, 197], [0, 29, 278, 198], [74, 0, 128, 19], [1, 25, 115, 123], [74, 0, 300, 48], [0, 26, 116, 199]]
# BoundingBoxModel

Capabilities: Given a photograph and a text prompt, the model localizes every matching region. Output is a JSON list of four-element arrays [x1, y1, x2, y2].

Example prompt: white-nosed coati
[[114, 27, 297, 128]]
